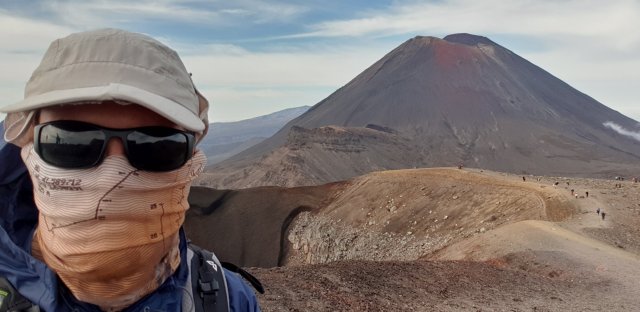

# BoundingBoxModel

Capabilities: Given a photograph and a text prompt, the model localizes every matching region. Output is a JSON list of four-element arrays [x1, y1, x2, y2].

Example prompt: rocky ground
[[237, 168, 640, 311]]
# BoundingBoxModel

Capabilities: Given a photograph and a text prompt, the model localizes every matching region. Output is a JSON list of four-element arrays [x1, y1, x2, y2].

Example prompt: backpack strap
[[0, 277, 40, 312], [188, 244, 230, 312], [220, 262, 265, 294]]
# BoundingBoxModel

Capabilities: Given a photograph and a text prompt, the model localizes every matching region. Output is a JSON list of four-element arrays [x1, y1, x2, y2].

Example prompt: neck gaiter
[[21, 143, 206, 311]]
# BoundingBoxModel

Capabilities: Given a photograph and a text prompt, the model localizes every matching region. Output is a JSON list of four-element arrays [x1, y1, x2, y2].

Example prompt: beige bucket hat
[[1, 28, 209, 146]]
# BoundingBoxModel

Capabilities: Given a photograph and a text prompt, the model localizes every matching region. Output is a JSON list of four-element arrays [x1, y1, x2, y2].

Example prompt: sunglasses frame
[[33, 120, 196, 172]]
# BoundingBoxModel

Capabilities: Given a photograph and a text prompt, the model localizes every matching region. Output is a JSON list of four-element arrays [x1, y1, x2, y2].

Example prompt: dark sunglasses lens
[[126, 129, 190, 171], [38, 123, 105, 168]]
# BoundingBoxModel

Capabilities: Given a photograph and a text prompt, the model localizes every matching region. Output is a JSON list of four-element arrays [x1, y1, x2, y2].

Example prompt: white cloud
[[182, 43, 388, 87], [228, 0, 308, 24], [44, 0, 221, 27], [603, 121, 640, 142], [0, 10, 75, 53], [291, 0, 640, 45], [41, 0, 307, 28], [174, 43, 250, 57]]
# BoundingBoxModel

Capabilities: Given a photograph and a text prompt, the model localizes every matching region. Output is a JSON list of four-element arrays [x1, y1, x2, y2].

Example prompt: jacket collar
[[0, 133, 27, 185]]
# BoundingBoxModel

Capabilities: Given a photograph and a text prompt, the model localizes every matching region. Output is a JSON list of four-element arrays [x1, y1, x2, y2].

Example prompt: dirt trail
[[561, 191, 610, 235]]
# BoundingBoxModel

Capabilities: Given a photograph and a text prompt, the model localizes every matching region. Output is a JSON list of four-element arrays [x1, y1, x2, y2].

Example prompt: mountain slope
[[201, 34, 640, 188], [188, 168, 640, 311], [199, 106, 309, 165]]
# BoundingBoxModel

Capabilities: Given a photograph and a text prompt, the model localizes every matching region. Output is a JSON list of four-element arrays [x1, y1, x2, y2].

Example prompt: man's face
[[38, 101, 182, 158]]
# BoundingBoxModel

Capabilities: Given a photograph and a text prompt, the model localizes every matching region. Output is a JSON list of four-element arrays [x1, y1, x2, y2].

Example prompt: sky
[[0, 0, 639, 123]]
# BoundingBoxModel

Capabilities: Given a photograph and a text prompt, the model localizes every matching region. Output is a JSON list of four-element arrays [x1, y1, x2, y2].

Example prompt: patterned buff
[[21, 143, 206, 311]]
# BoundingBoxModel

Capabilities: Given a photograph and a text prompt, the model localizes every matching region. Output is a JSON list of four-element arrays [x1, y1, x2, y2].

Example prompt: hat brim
[[0, 83, 205, 132]]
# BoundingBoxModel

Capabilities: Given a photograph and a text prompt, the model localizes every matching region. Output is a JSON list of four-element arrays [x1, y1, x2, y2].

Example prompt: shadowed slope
[[185, 184, 339, 267]]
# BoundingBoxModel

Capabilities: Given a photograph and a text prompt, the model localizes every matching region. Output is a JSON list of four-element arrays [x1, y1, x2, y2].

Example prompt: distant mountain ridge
[[199, 33, 640, 188], [199, 106, 309, 165]]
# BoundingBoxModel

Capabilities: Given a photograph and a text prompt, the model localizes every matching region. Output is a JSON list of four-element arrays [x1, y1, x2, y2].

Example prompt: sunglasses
[[34, 120, 195, 172]]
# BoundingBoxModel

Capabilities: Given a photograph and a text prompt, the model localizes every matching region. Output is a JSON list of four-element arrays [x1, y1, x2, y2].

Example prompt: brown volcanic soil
[[186, 168, 640, 311], [252, 260, 630, 312], [198, 125, 424, 188]]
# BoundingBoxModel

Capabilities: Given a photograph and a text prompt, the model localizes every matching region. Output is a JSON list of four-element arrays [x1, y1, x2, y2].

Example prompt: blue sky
[[0, 0, 639, 123]]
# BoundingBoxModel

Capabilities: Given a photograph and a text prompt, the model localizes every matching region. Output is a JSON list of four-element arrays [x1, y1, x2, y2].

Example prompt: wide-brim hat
[[1, 28, 209, 145]]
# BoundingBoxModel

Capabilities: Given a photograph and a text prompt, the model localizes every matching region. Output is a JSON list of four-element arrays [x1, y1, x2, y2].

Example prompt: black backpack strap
[[0, 277, 40, 312], [220, 262, 265, 294], [189, 244, 230, 312]]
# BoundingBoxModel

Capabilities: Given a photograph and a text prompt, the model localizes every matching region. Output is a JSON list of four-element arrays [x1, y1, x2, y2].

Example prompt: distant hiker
[[586, 191, 589, 198], [0, 29, 261, 312], [596, 208, 600, 215], [522, 176, 526, 182], [570, 189, 574, 195], [602, 211, 606, 220]]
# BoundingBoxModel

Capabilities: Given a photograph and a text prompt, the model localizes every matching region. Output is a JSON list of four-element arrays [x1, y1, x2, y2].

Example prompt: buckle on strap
[[198, 269, 220, 296], [198, 279, 220, 296]]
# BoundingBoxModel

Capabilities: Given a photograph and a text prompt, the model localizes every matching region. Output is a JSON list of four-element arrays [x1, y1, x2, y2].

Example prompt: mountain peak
[[411, 35, 439, 42], [400, 36, 439, 48], [443, 33, 496, 46]]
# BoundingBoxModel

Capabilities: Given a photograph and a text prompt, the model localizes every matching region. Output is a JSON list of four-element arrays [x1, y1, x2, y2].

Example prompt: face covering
[[21, 143, 206, 311]]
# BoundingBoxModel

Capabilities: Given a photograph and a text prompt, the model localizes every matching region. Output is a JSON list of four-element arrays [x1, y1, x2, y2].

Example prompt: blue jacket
[[0, 123, 261, 311]]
